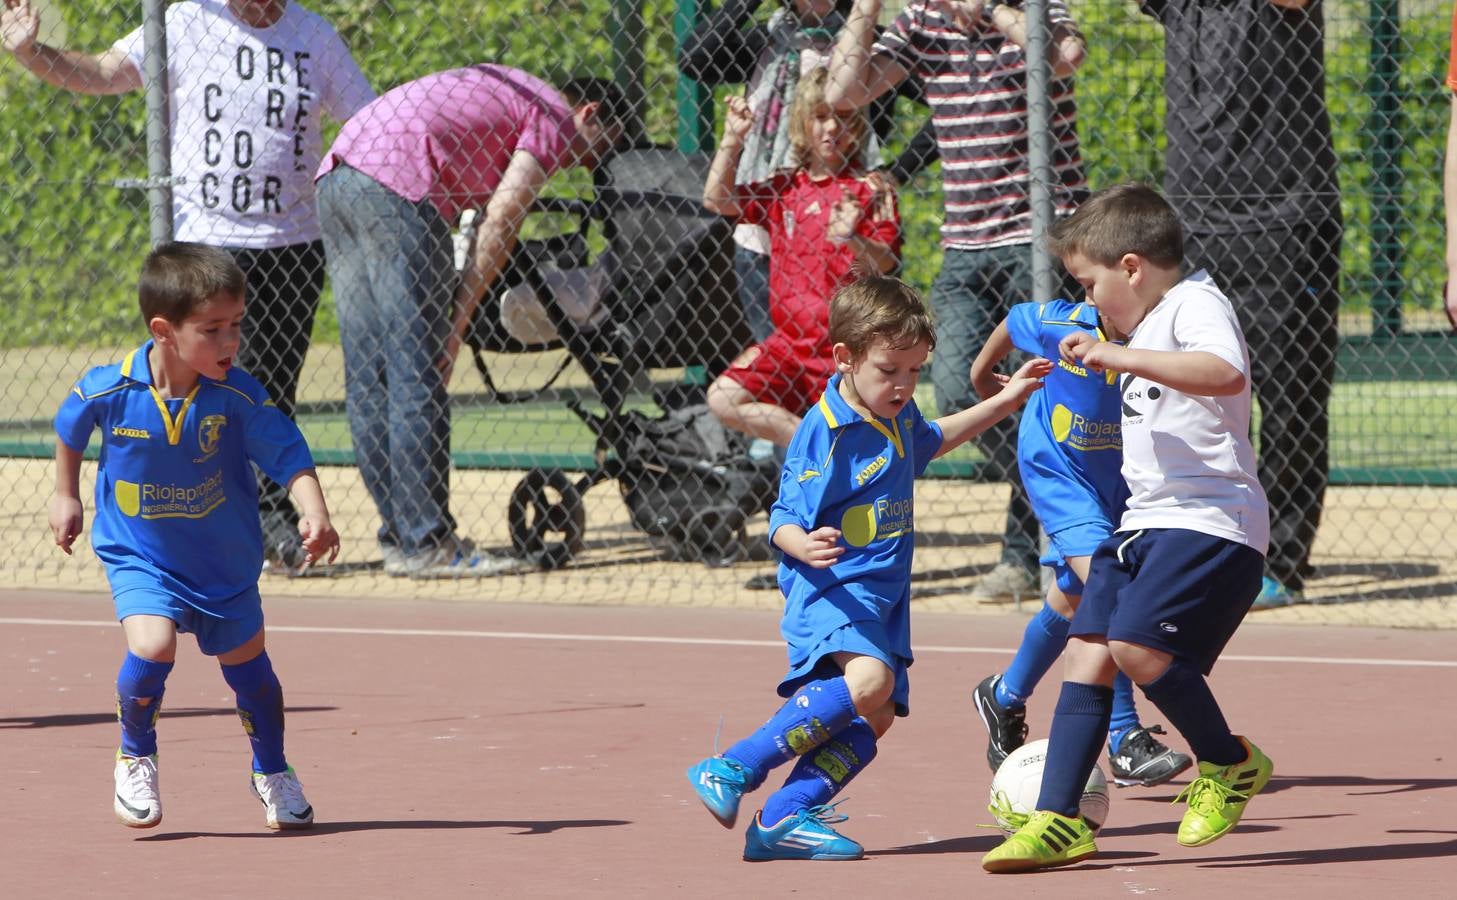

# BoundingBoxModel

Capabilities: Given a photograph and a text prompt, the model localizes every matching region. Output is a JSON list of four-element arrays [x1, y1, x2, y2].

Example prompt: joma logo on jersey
[[195, 414, 227, 462], [111, 426, 150, 440], [855, 455, 887, 486]]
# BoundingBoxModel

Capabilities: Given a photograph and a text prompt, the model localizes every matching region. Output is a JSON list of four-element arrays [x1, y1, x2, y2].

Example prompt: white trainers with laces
[[114, 752, 162, 828], [251, 767, 315, 830]]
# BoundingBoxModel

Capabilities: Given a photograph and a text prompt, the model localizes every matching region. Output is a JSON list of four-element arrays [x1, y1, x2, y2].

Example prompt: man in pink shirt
[[315, 65, 627, 578]]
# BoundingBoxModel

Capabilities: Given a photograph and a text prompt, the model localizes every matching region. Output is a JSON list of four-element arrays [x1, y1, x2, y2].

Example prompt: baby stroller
[[464, 146, 780, 570]]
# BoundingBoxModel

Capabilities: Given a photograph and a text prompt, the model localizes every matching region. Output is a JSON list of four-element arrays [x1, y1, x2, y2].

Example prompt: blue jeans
[[927, 245, 1045, 570], [733, 244, 774, 344], [316, 165, 456, 555]]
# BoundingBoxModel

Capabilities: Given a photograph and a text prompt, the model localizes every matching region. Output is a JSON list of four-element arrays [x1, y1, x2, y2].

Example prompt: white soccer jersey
[[115, 0, 375, 248], [1116, 271, 1270, 554]]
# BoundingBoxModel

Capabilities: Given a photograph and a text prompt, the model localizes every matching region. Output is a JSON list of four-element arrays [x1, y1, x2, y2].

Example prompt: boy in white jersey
[[982, 184, 1273, 873]]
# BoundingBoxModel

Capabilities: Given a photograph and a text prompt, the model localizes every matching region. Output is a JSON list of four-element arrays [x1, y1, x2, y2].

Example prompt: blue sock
[[116, 652, 174, 758], [760, 718, 878, 826], [220, 651, 288, 775], [1107, 672, 1140, 752], [998, 601, 1071, 707], [723, 676, 857, 789], [1035, 682, 1112, 818], [1139, 659, 1244, 766]]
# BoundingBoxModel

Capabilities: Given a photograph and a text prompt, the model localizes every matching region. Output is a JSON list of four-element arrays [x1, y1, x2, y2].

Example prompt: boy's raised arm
[[933, 357, 1051, 458], [970, 319, 1015, 400], [827, 0, 909, 111]]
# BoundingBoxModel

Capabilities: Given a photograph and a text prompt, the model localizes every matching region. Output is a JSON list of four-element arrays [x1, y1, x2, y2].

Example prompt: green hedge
[[0, 0, 1448, 347]]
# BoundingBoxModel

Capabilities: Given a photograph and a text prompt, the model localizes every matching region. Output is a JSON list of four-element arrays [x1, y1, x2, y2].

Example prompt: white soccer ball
[[989, 738, 1110, 836]]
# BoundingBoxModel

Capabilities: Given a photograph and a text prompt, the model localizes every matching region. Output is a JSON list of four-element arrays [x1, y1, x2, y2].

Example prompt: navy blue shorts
[[1069, 529, 1263, 674]]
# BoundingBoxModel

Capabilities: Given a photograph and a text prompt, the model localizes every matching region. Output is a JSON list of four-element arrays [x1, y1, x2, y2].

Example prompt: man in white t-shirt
[[982, 184, 1274, 873], [3, 0, 374, 572]]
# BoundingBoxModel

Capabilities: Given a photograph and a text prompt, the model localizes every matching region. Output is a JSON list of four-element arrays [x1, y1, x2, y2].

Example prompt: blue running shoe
[[1252, 576, 1304, 610], [686, 756, 751, 828], [742, 802, 865, 861]]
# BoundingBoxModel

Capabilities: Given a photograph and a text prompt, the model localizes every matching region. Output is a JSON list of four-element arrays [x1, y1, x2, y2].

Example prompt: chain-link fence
[[1, 0, 1453, 623]]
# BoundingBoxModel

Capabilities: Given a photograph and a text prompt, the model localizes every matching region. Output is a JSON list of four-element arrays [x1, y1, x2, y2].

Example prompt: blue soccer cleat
[[686, 755, 752, 828], [742, 801, 865, 861]]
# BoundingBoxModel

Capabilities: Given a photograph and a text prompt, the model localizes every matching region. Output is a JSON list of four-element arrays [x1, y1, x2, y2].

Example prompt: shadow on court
[[136, 818, 633, 840], [1138, 830, 1457, 869], [1120, 774, 1457, 802], [0, 705, 337, 729]]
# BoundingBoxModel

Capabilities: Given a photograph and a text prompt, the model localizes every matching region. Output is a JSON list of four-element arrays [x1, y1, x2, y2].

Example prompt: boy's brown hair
[[1046, 182, 1185, 268], [828, 274, 936, 357], [788, 67, 869, 169], [138, 242, 246, 326]]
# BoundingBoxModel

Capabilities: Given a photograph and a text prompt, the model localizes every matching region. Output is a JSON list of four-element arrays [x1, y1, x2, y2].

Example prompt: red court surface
[[4, 589, 1455, 899]]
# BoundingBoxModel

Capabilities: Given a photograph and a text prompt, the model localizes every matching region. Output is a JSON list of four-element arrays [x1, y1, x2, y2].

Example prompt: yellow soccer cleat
[[1175, 737, 1274, 847], [982, 810, 1097, 873]]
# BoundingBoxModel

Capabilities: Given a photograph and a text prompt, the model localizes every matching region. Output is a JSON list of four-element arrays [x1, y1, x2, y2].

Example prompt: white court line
[[3, 616, 1456, 669]]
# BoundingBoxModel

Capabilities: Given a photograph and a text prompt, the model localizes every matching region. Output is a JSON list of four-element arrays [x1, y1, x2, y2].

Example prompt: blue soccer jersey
[[768, 374, 943, 668], [53, 342, 314, 609], [1005, 298, 1128, 533]]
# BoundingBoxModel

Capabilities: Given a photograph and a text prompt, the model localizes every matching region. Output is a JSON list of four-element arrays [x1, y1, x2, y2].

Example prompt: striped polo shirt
[[875, 2, 1087, 249]]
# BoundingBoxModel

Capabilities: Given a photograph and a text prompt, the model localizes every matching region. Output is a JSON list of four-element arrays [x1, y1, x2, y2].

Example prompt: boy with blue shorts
[[968, 298, 1191, 788], [686, 275, 1053, 860], [49, 243, 341, 830], [983, 184, 1273, 872]]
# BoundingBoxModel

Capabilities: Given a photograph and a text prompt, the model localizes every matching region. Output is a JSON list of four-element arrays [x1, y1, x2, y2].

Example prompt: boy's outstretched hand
[[992, 357, 1054, 402], [297, 515, 341, 568], [49, 494, 83, 555]]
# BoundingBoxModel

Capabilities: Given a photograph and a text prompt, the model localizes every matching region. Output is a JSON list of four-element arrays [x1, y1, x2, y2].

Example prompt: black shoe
[[973, 674, 1028, 773], [744, 571, 779, 591], [1108, 725, 1193, 787]]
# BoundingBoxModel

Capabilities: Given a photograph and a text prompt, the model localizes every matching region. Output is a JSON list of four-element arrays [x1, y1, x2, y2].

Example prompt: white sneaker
[[406, 535, 529, 579], [380, 541, 408, 577], [250, 767, 314, 830], [970, 562, 1039, 603], [113, 752, 162, 828]]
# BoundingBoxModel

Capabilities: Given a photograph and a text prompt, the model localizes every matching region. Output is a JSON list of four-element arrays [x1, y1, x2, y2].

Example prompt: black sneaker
[[1108, 725, 1193, 788], [973, 674, 1028, 773]]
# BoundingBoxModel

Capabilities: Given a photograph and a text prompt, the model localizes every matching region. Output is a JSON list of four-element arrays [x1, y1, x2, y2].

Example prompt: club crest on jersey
[[196, 414, 227, 462]]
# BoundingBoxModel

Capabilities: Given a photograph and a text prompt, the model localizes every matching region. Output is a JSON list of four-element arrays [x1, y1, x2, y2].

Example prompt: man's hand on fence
[[2, 0, 40, 56]]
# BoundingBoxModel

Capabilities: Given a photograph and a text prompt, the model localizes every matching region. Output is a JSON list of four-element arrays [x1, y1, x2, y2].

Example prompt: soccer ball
[[988, 738, 1110, 835]]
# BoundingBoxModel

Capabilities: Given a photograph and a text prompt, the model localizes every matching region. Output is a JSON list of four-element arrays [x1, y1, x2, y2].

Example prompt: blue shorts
[[1040, 520, 1115, 596], [114, 586, 264, 656], [778, 621, 911, 717], [1069, 528, 1263, 674]]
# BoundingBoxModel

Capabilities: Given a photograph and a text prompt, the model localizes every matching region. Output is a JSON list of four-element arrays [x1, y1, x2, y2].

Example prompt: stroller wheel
[[508, 468, 587, 570]]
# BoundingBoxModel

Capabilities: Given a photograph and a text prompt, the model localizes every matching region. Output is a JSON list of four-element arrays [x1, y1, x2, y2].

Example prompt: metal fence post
[[674, 0, 715, 153], [1366, 0, 1405, 339], [610, 0, 647, 145], [142, 0, 173, 247], [1025, 0, 1055, 303]]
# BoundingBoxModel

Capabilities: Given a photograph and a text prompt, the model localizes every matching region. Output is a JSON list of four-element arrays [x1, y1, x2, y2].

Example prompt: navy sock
[[220, 651, 288, 774], [998, 601, 1070, 706], [1139, 658, 1245, 765], [1107, 672, 1140, 751], [723, 676, 857, 788], [760, 718, 878, 826], [1036, 682, 1112, 818], [116, 652, 174, 758]]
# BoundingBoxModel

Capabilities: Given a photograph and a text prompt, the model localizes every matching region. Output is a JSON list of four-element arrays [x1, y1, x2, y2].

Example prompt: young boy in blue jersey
[[968, 299, 1191, 789], [48, 242, 340, 831], [686, 275, 1053, 861], [982, 184, 1273, 873]]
